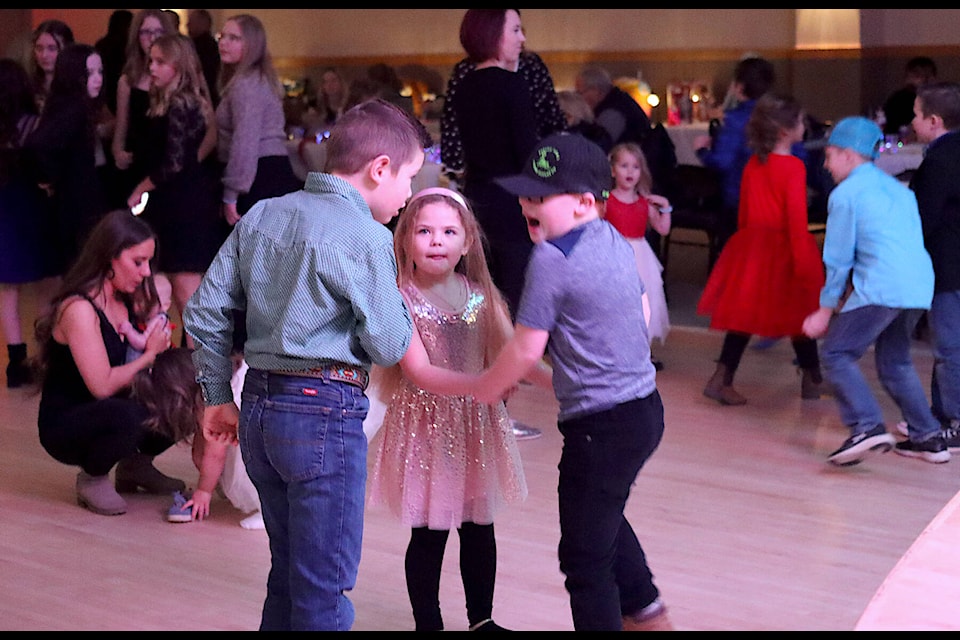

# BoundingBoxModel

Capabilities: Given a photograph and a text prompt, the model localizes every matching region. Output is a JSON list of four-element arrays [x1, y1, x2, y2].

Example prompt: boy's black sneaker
[[940, 421, 960, 451], [827, 425, 895, 466], [895, 436, 951, 464]]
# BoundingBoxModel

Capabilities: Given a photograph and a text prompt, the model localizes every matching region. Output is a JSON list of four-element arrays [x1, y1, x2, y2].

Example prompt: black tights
[[718, 331, 820, 380], [405, 522, 497, 631]]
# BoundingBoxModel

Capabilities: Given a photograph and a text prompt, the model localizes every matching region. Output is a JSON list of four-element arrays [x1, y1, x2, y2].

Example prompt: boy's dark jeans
[[557, 390, 665, 630]]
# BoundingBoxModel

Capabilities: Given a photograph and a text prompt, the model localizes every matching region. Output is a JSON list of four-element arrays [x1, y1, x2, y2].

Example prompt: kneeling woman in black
[[35, 210, 185, 516]]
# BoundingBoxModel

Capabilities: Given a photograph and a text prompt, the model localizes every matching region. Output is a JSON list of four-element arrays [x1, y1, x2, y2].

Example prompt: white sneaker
[[240, 511, 265, 530]]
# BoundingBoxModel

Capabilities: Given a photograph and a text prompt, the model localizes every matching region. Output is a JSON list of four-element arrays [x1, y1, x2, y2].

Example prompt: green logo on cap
[[533, 146, 559, 178]]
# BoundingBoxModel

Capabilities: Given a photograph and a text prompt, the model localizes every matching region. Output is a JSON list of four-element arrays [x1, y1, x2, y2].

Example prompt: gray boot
[[115, 453, 186, 494], [77, 471, 127, 515]]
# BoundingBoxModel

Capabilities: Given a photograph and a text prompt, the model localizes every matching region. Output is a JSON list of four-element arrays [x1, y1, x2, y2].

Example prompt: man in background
[[883, 56, 937, 140]]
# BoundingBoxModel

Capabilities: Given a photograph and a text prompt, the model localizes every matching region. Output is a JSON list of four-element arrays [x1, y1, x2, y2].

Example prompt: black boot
[[800, 367, 824, 400], [6, 343, 33, 388]]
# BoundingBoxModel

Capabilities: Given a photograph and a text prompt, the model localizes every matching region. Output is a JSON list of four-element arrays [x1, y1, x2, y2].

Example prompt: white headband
[[407, 186, 468, 210]]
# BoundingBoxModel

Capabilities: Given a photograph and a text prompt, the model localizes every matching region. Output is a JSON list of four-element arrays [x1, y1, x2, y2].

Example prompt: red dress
[[697, 153, 824, 337]]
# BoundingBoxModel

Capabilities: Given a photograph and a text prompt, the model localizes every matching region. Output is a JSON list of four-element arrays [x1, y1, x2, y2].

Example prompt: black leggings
[[38, 397, 175, 477], [718, 331, 820, 373], [405, 522, 497, 631]]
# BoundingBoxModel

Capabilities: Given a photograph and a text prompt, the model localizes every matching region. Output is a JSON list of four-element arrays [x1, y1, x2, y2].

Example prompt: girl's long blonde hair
[[609, 141, 653, 196], [147, 34, 210, 118]]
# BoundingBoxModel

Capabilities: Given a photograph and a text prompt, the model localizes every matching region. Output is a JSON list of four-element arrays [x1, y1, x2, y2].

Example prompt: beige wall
[[23, 9, 960, 56], [10, 9, 960, 123], [26, 9, 796, 58]]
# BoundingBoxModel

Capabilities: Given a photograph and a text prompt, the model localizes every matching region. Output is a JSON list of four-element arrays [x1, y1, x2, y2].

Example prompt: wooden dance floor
[[2, 240, 958, 630]]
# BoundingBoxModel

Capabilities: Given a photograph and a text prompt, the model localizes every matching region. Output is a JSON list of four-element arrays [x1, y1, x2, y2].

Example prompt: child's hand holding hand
[[202, 403, 240, 446], [473, 372, 507, 405]]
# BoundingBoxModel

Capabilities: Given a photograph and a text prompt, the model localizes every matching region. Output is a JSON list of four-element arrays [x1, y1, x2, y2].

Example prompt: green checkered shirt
[[184, 172, 413, 406]]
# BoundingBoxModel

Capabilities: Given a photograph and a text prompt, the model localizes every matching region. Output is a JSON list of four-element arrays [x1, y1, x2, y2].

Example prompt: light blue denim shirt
[[820, 161, 934, 312], [184, 172, 413, 406]]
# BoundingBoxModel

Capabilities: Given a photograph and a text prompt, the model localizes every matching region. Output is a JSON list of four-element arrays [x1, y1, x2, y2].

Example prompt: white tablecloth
[[875, 142, 924, 177], [665, 121, 710, 166]]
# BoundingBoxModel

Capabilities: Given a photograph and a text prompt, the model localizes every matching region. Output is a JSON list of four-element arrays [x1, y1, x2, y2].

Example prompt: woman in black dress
[[111, 9, 177, 210], [26, 44, 110, 271], [126, 35, 226, 349], [0, 59, 56, 388], [444, 9, 542, 320]]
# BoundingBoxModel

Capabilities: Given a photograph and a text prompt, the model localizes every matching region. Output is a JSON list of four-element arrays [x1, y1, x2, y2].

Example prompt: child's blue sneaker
[[167, 490, 193, 523]]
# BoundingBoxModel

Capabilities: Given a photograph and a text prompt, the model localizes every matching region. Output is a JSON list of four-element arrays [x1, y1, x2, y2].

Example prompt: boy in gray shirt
[[468, 133, 672, 631]]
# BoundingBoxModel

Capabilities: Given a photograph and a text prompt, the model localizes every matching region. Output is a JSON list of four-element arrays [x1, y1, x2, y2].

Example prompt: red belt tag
[[302, 387, 318, 396]]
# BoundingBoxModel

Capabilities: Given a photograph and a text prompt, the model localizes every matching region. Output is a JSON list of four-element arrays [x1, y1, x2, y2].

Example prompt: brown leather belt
[[268, 364, 369, 390]]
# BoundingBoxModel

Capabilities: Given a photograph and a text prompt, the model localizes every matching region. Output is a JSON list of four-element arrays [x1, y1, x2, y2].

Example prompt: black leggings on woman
[[405, 522, 497, 631], [38, 397, 175, 477]]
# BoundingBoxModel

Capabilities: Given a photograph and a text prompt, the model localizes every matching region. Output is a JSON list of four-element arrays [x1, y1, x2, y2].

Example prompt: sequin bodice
[[403, 279, 485, 375]]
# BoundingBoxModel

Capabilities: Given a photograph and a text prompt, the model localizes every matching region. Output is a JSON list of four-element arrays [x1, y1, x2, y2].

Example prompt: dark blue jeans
[[821, 305, 940, 440], [239, 369, 369, 631], [929, 291, 960, 423], [557, 391, 665, 631]]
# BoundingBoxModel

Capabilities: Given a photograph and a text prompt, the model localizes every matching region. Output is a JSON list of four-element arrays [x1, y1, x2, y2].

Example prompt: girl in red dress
[[697, 93, 825, 405]]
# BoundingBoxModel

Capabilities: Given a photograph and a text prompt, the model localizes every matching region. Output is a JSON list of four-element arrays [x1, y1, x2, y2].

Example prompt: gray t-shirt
[[516, 218, 656, 421]]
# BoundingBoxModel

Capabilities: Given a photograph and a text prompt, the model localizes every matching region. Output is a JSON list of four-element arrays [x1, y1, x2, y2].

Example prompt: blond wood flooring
[[2, 240, 958, 631]]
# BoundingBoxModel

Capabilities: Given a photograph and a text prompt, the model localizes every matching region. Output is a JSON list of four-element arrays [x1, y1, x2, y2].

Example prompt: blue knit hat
[[827, 116, 883, 160]]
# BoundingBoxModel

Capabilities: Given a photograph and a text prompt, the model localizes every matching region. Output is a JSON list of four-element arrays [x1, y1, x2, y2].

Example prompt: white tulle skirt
[[625, 237, 670, 344]]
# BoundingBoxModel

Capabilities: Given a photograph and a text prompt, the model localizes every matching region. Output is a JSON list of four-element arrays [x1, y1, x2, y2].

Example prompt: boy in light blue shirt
[[803, 116, 949, 466]]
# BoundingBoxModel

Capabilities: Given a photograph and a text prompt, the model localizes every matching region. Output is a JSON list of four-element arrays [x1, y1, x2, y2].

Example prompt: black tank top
[[38, 294, 129, 423]]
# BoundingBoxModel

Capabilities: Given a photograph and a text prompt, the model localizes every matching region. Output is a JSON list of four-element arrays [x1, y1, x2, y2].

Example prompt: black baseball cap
[[495, 132, 612, 200]]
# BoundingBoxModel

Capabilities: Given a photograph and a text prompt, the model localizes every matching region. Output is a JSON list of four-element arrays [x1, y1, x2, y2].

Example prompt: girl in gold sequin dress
[[369, 188, 550, 631]]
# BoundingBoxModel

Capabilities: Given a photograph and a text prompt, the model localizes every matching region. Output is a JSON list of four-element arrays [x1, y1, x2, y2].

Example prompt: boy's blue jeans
[[820, 305, 940, 441], [239, 368, 369, 631], [929, 291, 960, 423], [556, 391, 665, 631]]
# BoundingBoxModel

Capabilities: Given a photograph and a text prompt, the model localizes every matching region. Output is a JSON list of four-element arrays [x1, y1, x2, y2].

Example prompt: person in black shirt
[[94, 10, 132, 116], [882, 56, 937, 139], [187, 9, 221, 107]]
